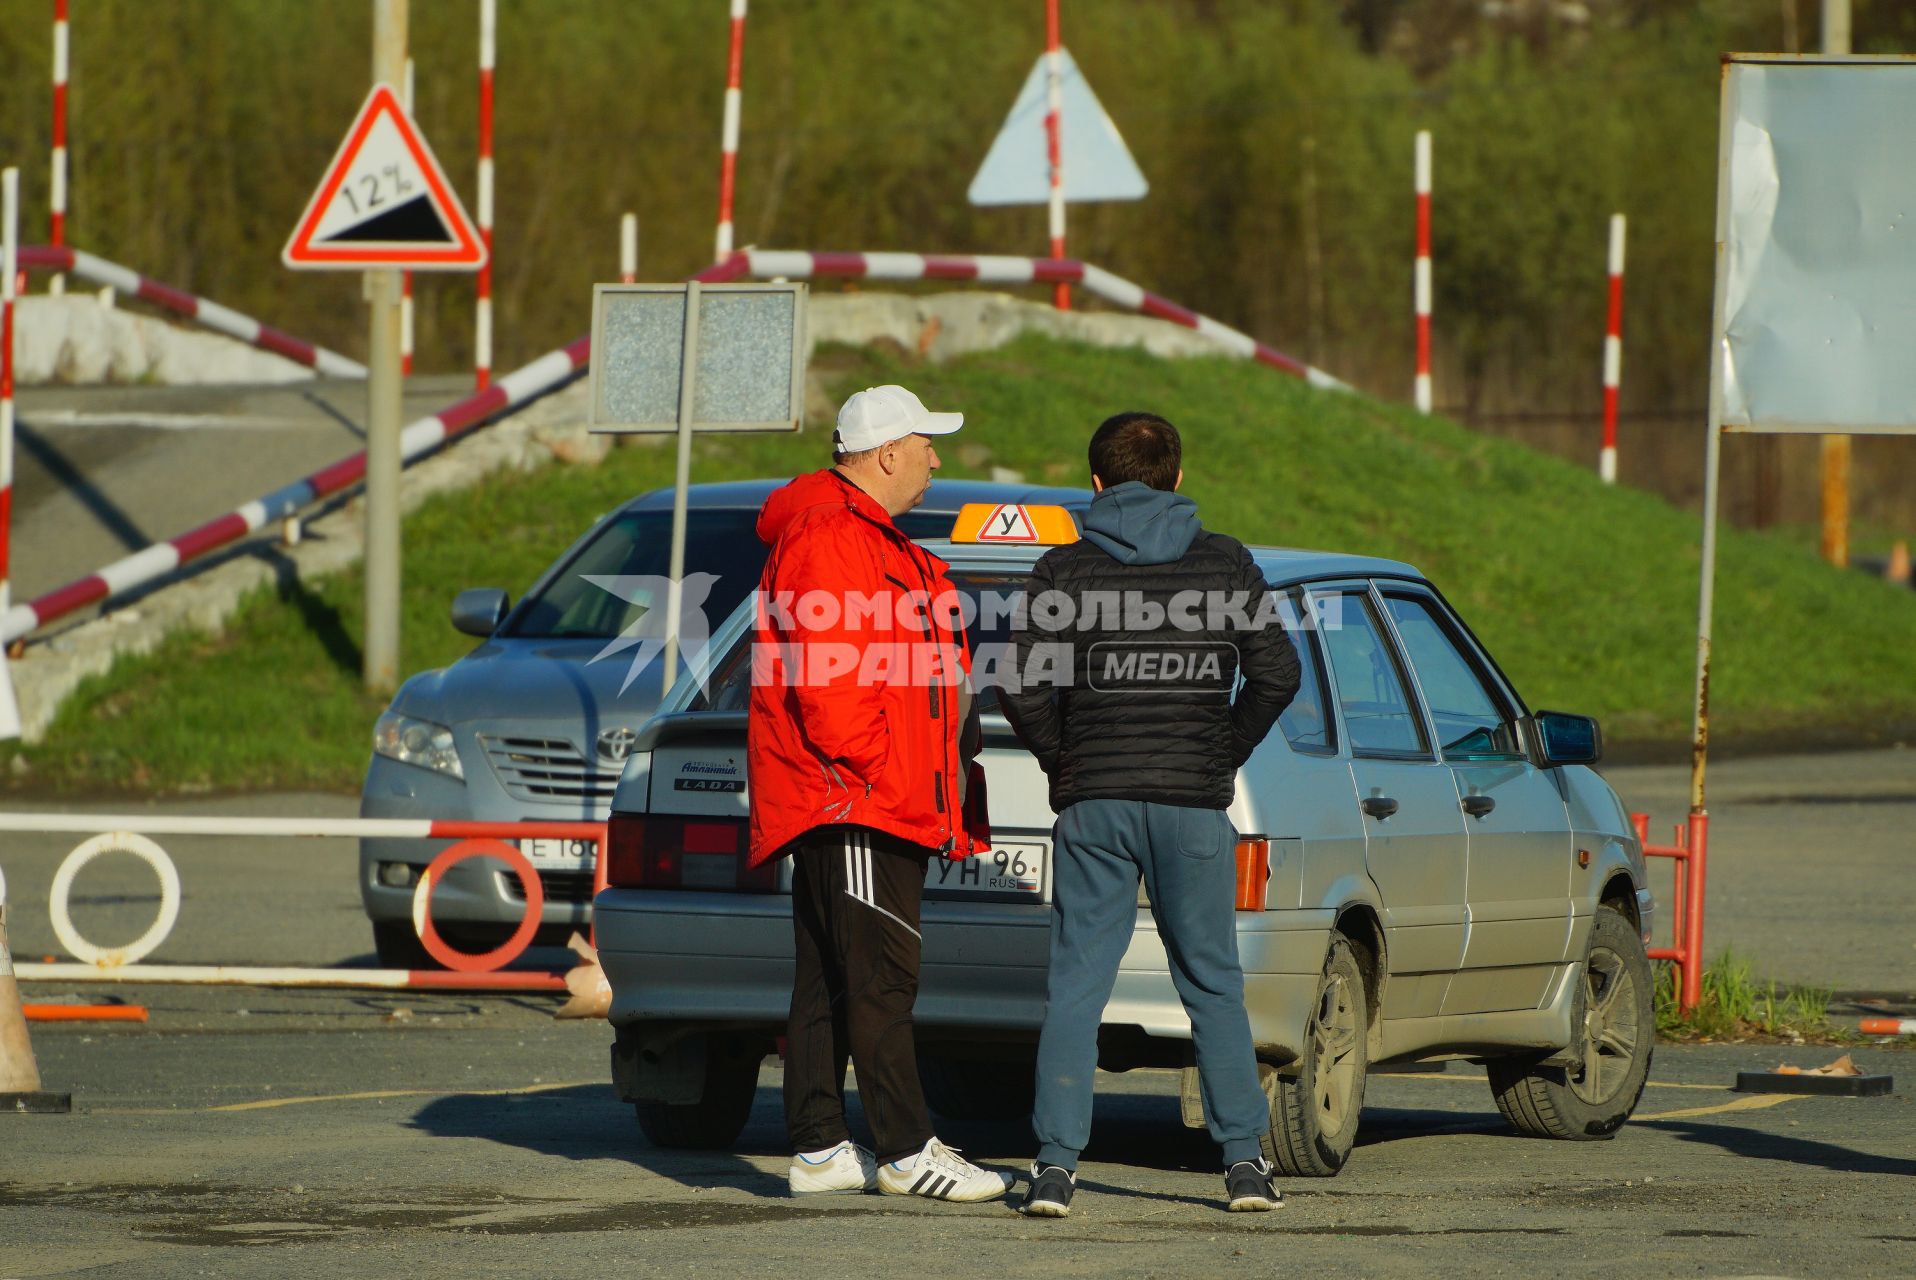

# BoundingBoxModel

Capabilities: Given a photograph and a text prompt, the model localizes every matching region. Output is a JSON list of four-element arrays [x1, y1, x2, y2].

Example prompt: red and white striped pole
[[713, 0, 747, 262], [1044, 0, 1070, 311], [1413, 129, 1432, 414], [1600, 212, 1626, 484], [49, 0, 69, 296], [3, 169, 18, 628], [620, 212, 638, 284], [475, 0, 495, 390], [401, 55, 416, 378]]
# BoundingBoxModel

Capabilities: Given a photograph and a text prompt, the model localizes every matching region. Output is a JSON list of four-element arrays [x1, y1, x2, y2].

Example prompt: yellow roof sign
[[949, 503, 1079, 546]]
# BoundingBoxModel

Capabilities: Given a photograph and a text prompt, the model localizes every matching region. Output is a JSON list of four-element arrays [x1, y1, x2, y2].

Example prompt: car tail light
[[1234, 837, 1270, 912], [604, 813, 772, 892]]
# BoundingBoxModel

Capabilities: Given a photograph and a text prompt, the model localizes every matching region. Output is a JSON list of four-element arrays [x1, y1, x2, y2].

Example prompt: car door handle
[[1461, 794, 1496, 819], [1360, 795, 1399, 820]]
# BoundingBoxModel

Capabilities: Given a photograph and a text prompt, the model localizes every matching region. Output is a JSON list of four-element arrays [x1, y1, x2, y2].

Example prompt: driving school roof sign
[[283, 84, 486, 270]]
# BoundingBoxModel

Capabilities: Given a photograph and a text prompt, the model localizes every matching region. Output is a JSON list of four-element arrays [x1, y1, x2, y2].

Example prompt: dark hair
[[1088, 412, 1181, 491]]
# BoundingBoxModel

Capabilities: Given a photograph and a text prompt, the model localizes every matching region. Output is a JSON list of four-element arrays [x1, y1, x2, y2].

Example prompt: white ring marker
[[49, 831, 182, 967]]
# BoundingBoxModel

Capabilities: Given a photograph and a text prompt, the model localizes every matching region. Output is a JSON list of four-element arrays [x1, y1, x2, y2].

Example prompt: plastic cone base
[[3, 1091, 72, 1114]]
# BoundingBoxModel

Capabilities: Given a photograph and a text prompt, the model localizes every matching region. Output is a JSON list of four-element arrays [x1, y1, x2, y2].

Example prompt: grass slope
[[10, 335, 1915, 794]]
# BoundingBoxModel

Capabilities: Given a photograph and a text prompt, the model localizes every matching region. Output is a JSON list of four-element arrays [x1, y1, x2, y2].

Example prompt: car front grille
[[480, 735, 620, 803], [500, 869, 598, 905]]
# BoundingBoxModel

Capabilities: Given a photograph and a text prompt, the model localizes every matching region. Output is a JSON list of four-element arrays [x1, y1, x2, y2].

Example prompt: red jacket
[[747, 470, 990, 867]]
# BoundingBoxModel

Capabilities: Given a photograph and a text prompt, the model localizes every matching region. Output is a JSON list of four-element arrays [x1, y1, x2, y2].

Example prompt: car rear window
[[505, 506, 959, 641], [689, 569, 1024, 713]]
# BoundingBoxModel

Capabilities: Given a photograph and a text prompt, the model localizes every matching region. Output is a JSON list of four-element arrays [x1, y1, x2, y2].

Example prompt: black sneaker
[[1019, 1163, 1076, 1217], [1224, 1158, 1283, 1212]]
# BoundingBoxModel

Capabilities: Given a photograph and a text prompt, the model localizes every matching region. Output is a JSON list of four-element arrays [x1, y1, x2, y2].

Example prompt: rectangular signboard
[[1714, 55, 1916, 435], [588, 282, 807, 433]]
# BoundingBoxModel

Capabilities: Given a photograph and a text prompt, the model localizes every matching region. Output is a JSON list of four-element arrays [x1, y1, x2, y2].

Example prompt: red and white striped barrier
[[1601, 212, 1626, 485], [1413, 130, 1432, 415], [713, 0, 748, 262], [402, 56, 417, 378], [3, 171, 18, 633], [0, 812, 607, 986], [1044, 0, 1069, 311], [49, 0, 69, 294], [17, 245, 366, 378], [0, 331, 589, 644], [620, 212, 638, 284], [475, 0, 497, 390], [1859, 1018, 1916, 1036], [710, 250, 1352, 392]]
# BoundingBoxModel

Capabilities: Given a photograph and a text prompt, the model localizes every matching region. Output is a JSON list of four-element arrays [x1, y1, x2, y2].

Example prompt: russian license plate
[[519, 837, 595, 867], [925, 840, 1047, 901]]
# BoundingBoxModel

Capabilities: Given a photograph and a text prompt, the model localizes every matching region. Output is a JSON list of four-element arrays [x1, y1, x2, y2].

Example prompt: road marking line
[[1634, 1094, 1799, 1121], [100, 1079, 599, 1115]]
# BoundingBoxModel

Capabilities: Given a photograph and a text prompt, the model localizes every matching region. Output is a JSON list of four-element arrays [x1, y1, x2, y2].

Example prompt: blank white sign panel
[[1719, 58, 1916, 434]]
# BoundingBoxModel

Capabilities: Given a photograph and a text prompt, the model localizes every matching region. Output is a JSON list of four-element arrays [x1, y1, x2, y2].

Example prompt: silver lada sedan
[[594, 505, 1657, 1175]]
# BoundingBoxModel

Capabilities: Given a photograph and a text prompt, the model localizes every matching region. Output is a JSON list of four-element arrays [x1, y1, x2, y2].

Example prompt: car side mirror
[[451, 588, 510, 637], [1531, 710, 1602, 767]]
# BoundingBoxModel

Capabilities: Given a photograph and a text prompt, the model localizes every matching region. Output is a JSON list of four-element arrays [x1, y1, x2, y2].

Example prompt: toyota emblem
[[596, 727, 638, 763]]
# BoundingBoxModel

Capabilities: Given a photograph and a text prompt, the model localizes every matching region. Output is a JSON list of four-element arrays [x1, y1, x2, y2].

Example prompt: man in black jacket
[[1000, 411, 1301, 1217]]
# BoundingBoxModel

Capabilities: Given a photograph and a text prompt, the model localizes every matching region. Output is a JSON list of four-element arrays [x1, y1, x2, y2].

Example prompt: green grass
[[1655, 950, 1839, 1044], [9, 334, 1916, 794]]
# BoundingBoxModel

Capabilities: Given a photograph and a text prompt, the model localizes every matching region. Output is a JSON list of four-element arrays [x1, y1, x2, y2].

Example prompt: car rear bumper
[[597, 888, 1335, 1057]]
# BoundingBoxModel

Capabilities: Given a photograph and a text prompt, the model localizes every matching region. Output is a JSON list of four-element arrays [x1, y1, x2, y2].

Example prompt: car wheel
[[633, 1034, 764, 1149], [917, 1050, 1036, 1123], [372, 921, 437, 970], [1488, 905, 1653, 1140], [1264, 934, 1369, 1177]]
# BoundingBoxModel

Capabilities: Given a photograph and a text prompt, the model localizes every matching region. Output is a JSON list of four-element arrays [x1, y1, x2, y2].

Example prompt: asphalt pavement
[[2, 994, 1911, 1278], [9, 376, 470, 604]]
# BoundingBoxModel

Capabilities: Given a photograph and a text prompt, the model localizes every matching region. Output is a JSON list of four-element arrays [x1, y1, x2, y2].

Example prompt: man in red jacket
[[749, 384, 1007, 1203]]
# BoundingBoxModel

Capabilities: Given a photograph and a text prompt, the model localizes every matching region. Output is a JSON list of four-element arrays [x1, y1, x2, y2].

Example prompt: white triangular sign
[[969, 49, 1148, 207], [283, 83, 487, 271], [976, 504, 1038, 543]]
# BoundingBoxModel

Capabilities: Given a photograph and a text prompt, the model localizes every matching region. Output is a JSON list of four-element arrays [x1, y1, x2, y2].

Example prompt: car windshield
[[506, 505, 960, 641]]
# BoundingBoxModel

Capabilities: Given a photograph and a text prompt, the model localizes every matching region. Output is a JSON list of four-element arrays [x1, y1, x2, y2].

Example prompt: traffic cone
[[1886, 540, 1912, 587], [1, 890, 71, 1114]]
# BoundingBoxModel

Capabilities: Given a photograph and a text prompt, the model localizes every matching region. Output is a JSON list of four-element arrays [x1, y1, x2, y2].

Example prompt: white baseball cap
[[833, 384, 964, 454]]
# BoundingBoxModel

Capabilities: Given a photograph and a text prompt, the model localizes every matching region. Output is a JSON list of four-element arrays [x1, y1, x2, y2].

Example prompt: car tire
[[633, 1034, 764, 1149], [372, 921, 437, 970], [1264, 934, 1369, 1177], [1487, 905, 1654, 1140], [918, 1050, 1037, 1123]]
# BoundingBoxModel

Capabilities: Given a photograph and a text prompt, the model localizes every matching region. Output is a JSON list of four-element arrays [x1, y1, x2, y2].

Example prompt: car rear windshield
[[689, 569, 1023, 713], [506, 506, 960, 641]]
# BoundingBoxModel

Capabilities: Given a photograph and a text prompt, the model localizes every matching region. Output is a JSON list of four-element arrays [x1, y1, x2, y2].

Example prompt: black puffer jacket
[[1001, 482, 1301, 812]]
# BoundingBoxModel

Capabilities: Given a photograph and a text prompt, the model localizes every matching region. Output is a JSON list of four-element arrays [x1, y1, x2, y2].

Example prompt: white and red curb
[[17, 245, 365, 378]]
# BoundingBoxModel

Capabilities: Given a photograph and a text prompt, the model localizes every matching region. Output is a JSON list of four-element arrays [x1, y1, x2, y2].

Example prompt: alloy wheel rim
[[1571, 945, 1640, 1105], [1312, 971, 1361, 1136]]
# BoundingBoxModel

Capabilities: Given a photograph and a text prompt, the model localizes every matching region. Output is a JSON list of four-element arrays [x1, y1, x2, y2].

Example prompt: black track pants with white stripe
[[785, 824, 935, 1163]]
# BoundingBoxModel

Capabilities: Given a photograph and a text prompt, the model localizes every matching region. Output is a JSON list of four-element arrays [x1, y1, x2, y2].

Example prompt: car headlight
[[373, 712, 465, 780]]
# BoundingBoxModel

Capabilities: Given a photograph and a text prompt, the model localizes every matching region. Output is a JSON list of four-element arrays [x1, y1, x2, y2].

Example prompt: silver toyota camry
[[594, 504, 1657, 1175]]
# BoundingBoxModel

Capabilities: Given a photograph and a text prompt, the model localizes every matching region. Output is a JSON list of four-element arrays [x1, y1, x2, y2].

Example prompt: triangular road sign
[[284, 83, 486, 270], [969, 48, 1148, 207], [974, 504, 1039, 543]]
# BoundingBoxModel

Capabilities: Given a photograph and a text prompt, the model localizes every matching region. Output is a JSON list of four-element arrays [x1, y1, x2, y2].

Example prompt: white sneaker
[[876, 1138, 1014, 1203], [788, 1140, 878, 1195]]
